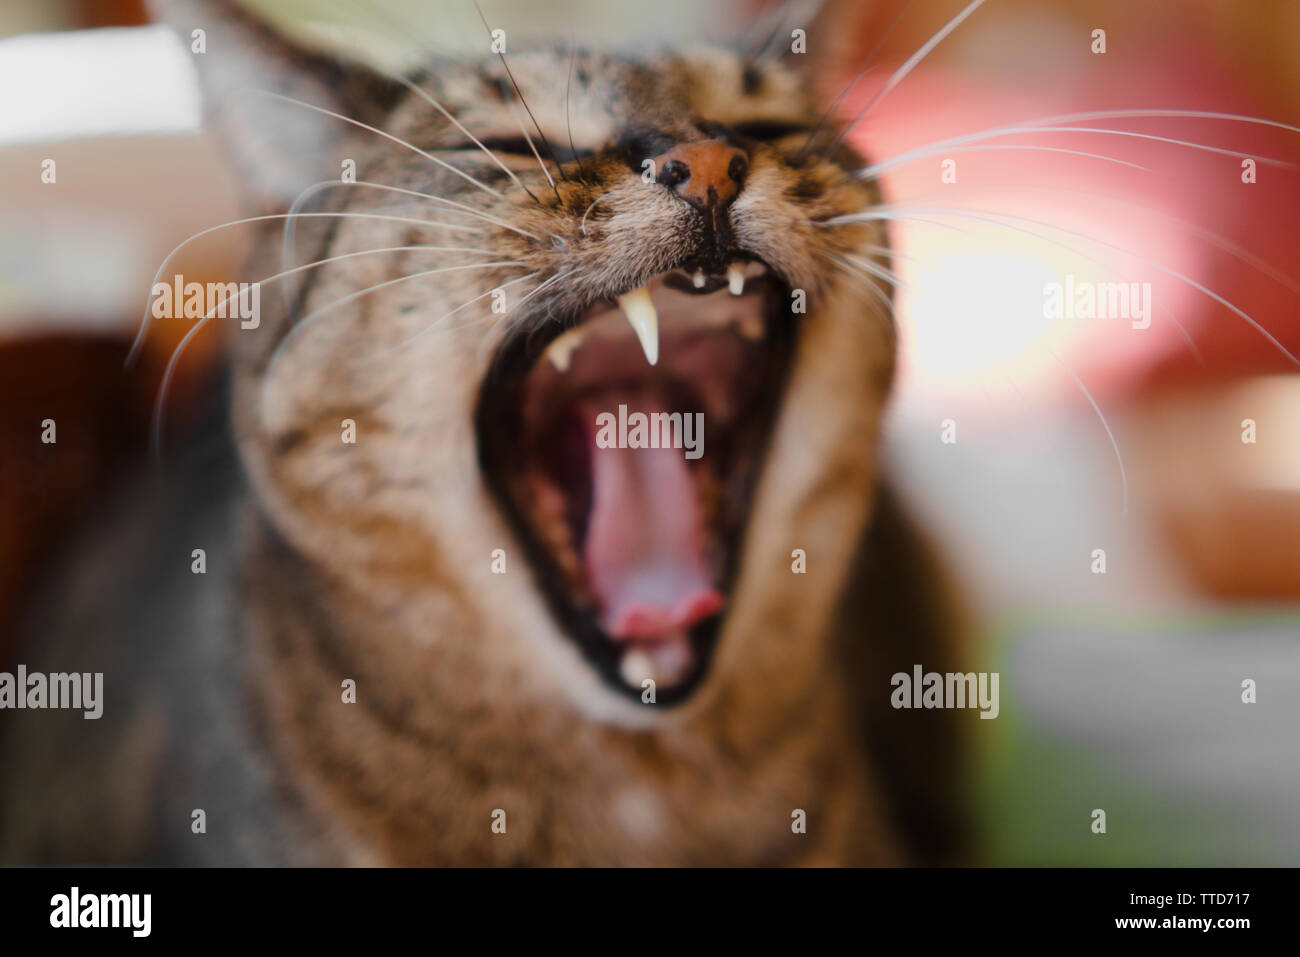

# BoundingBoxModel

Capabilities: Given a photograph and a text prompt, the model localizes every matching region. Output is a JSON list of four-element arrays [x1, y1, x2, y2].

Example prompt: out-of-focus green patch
[[969, 611, 1286, 866]]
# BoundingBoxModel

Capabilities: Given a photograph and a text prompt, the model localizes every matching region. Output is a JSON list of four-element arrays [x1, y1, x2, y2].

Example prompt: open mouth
[[476, 255, 795, 705]]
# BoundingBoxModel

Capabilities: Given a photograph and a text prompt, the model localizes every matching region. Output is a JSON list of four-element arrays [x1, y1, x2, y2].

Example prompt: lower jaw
[[562, 606, 723, 706]]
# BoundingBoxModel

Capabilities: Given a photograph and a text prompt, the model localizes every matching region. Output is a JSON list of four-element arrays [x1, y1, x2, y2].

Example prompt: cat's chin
[[476, 257, 796, 705]]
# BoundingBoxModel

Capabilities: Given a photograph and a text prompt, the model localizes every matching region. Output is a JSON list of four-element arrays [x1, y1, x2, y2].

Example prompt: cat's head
[[170, 0, 895, 728]]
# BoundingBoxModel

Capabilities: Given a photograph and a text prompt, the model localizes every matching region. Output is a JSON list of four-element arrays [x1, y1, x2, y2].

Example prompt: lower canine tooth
[[616, 284, 659, 366], [727, 263, 746, 296], [544, 326, 586, 372], [692, 269, 706, 289], [620, 649, 655, 687]]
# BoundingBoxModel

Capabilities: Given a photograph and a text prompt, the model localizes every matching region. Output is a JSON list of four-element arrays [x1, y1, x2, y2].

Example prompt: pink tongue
[[581, 400, 724, 640]]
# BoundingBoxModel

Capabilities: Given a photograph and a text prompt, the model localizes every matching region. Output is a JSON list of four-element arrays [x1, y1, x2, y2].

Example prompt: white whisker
[[278, 180, 543, 295], [566, 36, 589, 182], [473, 0, 565, 193], [1022, 109, 1300, 137], [855, 126, 1291, 181], [307, 182, 537, 237], [246, 89, 506, 200], [503, 95, 558, 194], [151, 255, 524, 457], [839, 251, 909, 289], [860, 241, 948, 273], [799, 0, 914, 157], [867, 143, 1150, 174], [161, 257, 522, 455], [387, 271, 542, 353], [895, 182, 1300, 300], [822, 251, 893, 311], [380, 68, 542, 203], [1049, 349, 1129, 515], [131, 211, 496, 367], [478, 269, 575, 367], [884, 203, 1205, 366], [580, 195, 607, 236], [830, 203, 1299, 366], [831, 0, 987, 150], [264, 260, 528, 388]]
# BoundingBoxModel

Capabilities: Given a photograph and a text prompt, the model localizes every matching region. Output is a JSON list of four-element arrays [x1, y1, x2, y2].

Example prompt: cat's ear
[[149, 0, 405, 209]]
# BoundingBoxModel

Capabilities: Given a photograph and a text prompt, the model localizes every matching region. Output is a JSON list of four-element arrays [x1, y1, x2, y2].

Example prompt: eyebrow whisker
[[566, 37, 590, 182], [244, 89, 506, 199], [378, 67, 544, 205], [473, 0, 567, 196]]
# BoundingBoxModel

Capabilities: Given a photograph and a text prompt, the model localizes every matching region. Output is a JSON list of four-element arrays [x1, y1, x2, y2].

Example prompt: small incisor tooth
[[544, 326, 586, 372], [692, 269, 706, 289], [727, 263, 746, 296], [616, 284, 659, 365]]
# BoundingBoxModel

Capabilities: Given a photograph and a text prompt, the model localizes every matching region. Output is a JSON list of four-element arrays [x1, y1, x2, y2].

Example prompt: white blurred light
[[895, 227, 1096, 389], [0, 26, 200, 146]]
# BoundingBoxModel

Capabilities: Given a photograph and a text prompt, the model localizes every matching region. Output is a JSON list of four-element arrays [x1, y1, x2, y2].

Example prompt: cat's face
[[228, 42, 895, 726]]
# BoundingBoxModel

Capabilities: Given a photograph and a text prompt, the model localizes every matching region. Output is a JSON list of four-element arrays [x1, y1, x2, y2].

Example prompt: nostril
[[727, 154, 748, 185], [659, 159, 690, 188]]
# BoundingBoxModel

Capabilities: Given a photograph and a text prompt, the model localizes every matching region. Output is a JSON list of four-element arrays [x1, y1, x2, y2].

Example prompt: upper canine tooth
[[616, 284, 659, 366], [692, 269, 706, 289], [727, 263, 746, 296]]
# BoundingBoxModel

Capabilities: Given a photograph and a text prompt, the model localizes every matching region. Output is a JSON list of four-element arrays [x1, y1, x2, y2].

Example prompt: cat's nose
[[653, 140, 749, 210]]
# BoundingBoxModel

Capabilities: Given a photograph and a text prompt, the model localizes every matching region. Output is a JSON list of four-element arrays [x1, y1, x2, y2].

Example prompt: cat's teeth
[[727, 263, 746, 296], [544, 325, 587, 372], [692, 269, 706, 289], [620, 648, 655, 687], [616, 285, 659, 366]]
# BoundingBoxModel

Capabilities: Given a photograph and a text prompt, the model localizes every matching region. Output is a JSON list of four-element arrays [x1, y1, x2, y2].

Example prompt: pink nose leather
[[653, 139, 749, 209]]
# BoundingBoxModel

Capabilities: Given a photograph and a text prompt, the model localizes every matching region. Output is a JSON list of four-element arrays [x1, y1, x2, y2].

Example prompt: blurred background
[[1, 0, 1297, 863]]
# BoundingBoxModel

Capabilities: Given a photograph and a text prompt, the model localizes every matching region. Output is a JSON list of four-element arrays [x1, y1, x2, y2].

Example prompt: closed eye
[[476, 137, 594, 163], [728, 120, 813, 142]]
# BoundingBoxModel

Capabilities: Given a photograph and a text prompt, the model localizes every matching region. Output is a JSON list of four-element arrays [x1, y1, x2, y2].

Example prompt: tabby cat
[[0, 0, 968, 865]]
